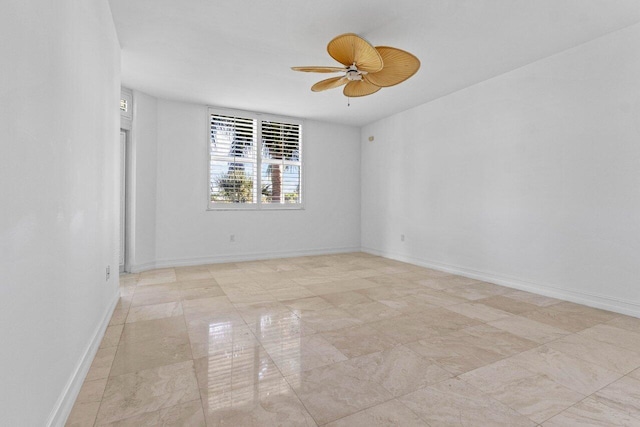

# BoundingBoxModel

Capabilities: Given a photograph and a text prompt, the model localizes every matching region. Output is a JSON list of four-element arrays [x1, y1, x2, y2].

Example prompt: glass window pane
[[210, 160, 257, 204], [261, 163, 300, 204]]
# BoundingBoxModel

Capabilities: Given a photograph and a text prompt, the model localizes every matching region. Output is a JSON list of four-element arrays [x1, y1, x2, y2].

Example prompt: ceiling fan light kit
[[292, 33, 420, 98]]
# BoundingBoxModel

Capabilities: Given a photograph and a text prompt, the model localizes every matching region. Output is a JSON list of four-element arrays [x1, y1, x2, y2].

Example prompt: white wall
[[0, 1, 120, 425], [133, 99, 361, 268], [361, 23, 640, 316], [129, 91, 158, 268]]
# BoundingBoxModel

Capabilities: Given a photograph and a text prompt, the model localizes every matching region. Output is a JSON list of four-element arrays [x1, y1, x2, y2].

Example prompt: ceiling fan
[[292, 33, 420, 97]]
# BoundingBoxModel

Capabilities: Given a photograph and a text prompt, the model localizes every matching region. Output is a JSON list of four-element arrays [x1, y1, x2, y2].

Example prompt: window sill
[[207, 204, 305, 211]]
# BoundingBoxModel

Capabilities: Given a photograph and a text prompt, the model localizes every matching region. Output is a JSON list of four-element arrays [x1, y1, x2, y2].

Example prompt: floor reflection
[[203, 314, 302, 412]]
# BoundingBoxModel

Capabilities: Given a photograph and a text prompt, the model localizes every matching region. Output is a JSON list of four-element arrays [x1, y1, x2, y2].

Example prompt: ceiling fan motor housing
[[346, 67, 363, 81]]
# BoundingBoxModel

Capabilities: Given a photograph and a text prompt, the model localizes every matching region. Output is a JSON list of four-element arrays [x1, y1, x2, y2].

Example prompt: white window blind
[[209, 109, 302, 209]]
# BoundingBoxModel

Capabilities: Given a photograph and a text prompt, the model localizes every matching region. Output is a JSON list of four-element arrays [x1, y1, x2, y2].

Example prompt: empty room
[[3, 0, 640, 426]]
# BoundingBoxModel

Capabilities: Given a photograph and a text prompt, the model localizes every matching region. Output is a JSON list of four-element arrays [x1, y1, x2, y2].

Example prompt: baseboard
[[46, 291, 119, 427], [128, 260, 156, 273], [362, 247, 640, 318], [128, 246, 362, 273]]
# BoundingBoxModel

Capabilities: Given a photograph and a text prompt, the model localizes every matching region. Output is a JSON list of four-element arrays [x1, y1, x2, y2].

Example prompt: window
[[208, 108, 303, 209]]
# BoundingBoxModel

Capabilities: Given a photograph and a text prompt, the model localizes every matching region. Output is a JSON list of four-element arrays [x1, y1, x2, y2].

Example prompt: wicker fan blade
[[291, 66, 346, 73], [365, 46, 420, 87], [343, 80, 381, 97], [327, 33, 383, 73], [311, 76, 349, 92]]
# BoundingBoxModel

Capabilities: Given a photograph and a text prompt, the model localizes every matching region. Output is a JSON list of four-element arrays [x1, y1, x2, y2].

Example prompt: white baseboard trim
[[128, 246, 362, 273], [46, 291, 119, 427], [128, 260, 156, 273], [362, 247, 640, 318]]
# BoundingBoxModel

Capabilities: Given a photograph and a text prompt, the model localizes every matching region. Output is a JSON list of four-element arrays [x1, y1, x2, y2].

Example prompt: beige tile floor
[[65, 253, 640, 426]]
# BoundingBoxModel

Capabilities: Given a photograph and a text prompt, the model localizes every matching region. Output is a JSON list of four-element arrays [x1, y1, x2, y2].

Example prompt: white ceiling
[[109, 0, 640, 127]]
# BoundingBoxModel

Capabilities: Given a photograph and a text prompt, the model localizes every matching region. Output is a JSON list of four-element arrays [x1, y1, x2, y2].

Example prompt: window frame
[[206, 107, 305, 211]]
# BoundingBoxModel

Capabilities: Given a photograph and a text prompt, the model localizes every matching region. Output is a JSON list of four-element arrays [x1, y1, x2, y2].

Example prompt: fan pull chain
[[347, 97, 350, 107]]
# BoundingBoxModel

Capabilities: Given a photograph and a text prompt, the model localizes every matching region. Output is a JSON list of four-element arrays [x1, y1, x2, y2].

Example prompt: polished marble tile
[[366, 274, 415, 287], [324, 399, 428, 427], [443, 281, 510, 301], [253, 276, 300, 291], [415, 276, 466, 290], [110, 333, 192, 377], [249, 310, 317, 346], [100, 324, 124, 348], [304, 278, 379, 295], [263, 333, 347, 376], [71, 254, 639, 427], [181, 296, 236, 318], [322, 324, 399, 358], [188, 321, 259, 359], [96, 360, 199, 425], [109, 307, 129, 326], [109, 317, 192, 376], [552, 301, 617, 321], [345, 301, 403, 322], [115, 293, 134, 310], [86, 346, 118, 381], [100, 399, 206, 426], [180, 285, 225, 301], [384, 291, 464, 312], [194, 346, 282, 392], [399, 378, 536, 426], [445, 302, 514, 322], [233, 300, 292, 325], [175, 266, 214, 281], [137, 268, 177, 286], [408, 324, 537, 375], [607, 315, 640, 333], [61, 381, 103, 426], [119, 273, 139, 286], [477, 295, 540, 314], [368, 314, 437, 344], [510, 346, 622, 395], [344, 345, 452, 396], [270, 286, 316, 301], [297, 306, 363, 333], [503, 289, 562, 307], [120, 316, 188, 344], [226, 291, 276, 304], [542, 396, 639, 426], [409, 307, 481, 336], [287, 361, 393, 425], [281, 296, 334, 312], [593, 375, 640, 421], [131, 284, 182, 307], [489, 315, 570, 343], [126, 301, 183, 323], [579, 324, 640, 353], [523, 302, 616, 333], [201, 377, 317, 427], [356, 283, 419, 301], [65, 401, 101, 427], [321, 290, 375, 309], [545, 333, 640, 374], [460, 358, 585, 423], [75, 377, 108, 403]]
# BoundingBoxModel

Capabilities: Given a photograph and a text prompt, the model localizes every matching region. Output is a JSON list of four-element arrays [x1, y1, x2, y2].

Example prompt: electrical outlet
[[400, 234, 405, 242], [106, 265, 111, 281], [230, 234, 236, 242]]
